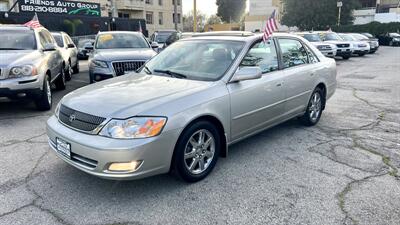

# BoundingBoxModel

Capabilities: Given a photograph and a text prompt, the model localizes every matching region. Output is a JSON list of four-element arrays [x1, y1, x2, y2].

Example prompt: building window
[[145, 0, 152, 4], [0, 1, 9, 11], [158, 0, 162, 6], [146, 11, 154, 24], [172, 0, 181, 6], [173, 13, 181, 23], [159, 12, 163, 25], [118, 12, 130, 18]]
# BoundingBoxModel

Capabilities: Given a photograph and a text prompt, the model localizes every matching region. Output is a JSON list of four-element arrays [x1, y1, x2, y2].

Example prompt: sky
[[182, 0, 249, 17]]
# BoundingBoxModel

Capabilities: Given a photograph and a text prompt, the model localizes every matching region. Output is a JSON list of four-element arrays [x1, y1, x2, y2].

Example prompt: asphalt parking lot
[[0, 47, 399, 225]]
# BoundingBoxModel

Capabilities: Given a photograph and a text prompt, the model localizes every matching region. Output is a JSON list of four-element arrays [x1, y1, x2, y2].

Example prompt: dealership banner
[[18, 0, 101, 17]]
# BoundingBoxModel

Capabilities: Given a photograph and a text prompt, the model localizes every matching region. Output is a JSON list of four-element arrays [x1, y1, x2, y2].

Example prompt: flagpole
[[193, 0, 197, 32]]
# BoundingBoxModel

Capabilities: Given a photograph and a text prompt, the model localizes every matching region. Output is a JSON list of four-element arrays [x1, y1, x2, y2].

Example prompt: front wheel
[[35, 75, 52, 111], [301, 88, 323, 126], [389, 41, 393, 46], [342, 56, 350, 60], [173, 121, 221, 183]]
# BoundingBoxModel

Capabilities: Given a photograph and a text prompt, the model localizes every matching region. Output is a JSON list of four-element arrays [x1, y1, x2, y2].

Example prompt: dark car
[[377, 33, 400, 46], [150, 30, 181, 52], [77, 39, 94, 59]]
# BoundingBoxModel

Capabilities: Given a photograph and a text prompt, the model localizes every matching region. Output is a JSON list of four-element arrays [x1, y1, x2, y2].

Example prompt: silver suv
[[0, 25, 65, 110]]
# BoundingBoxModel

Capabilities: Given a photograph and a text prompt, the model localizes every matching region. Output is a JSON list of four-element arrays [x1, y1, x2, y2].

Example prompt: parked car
[[51, 32, 79, 80], [296, 32, 337, 57], [377, 33, 400, 46], [358, 33, 379, 53], [181, 32, 200, 39], [338, 33, 370, 56], [47, 32, 337, 182], [77, 39, 94, 60], [0, 25, 65, 110], [150, 30, 181, 52], [87, 31, 157, 83], [317, 31, 353, 59]]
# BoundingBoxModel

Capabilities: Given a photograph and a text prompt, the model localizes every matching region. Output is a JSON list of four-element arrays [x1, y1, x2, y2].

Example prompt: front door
[[228, 39, 286, 141]]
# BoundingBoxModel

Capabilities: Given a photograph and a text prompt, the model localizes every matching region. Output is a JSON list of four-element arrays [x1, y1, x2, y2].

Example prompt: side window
[[278, 38, 309, 69], [304, 45, 319, 63], [38, 31, 48, 48], [240, 40, 279, 74]]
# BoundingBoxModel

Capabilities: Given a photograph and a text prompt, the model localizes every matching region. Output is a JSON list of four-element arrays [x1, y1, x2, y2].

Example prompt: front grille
[[59, 104, 106, 132], [112, 61, 146, 76], [337, 44, 350, 48]]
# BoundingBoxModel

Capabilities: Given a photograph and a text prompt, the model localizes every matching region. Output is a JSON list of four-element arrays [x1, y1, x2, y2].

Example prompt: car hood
[[0, 50, 40, 67], [92, 48, 156, 62], [310, 42, 334, 47], [323, 40, 350, 45], [61, 73, 211, 119]]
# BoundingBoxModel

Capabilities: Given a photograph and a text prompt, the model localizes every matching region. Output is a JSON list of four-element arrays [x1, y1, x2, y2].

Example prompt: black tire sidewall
[[173, 121, 221, 182], [35, 75, 52, 110]]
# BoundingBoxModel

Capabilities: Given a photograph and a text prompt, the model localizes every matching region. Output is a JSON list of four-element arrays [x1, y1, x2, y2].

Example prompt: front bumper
[[320, 49, 337, 57], [335, 48, 352, 57], [89, 65, 114, 82], [46, 116, 180, 180], [0, 76, 43, 98]]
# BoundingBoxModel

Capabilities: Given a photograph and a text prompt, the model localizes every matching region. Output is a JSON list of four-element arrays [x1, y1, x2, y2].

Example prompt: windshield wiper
[[153, 69, 187, 79]]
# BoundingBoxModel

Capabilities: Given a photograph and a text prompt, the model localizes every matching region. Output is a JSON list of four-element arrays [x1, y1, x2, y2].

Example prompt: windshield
[[154, 33, 172, 43], [143, 40, 244, 81], [96, 33, 149, 49], [362, 33, 373, 38], [302, 34, 322, 42], [351, 34, 368, 40], [340, 34, 356, 41], [78, 39, 94, 48], [323, 33, 343, 41], [0, 30, 37, 50], [53, 34, 64, 47]]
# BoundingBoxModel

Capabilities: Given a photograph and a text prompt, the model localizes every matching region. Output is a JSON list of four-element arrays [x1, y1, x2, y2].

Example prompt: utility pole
[[193, 0, 197, 32], [337, 1, 342, 26], [110, 0, 117, 17], [174, 0, 178, 30]]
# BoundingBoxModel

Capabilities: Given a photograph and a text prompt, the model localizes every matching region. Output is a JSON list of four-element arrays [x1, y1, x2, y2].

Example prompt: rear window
[[0, 30, 37, 50]]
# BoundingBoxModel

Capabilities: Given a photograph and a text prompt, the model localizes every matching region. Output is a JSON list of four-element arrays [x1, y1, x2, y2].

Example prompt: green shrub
[[332, 22, 400, 36]]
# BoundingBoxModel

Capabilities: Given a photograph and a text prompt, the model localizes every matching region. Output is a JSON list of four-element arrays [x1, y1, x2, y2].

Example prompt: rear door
[[228, 39, 286, 141], [277, 38, 316, 116]]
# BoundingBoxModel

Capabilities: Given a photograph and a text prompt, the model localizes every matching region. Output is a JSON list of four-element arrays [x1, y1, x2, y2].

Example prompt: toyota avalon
[[47, 33, 337, 182]]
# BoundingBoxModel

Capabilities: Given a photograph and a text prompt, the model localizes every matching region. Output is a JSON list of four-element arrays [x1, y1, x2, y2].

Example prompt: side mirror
[[67, 43, 75, 48], [151, 42, 159, 49], [43, 43, 56, 52], [230, 67, 262, 83]]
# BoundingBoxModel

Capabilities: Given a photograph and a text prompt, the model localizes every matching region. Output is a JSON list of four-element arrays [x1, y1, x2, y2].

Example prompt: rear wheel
[[65, 61, 73, 81], [342, 56, 350, 60], [35, 74, 52, 111], [301, 88, 323, 126], [358, 53, 365, 57], [54, 66, 66, 90], [173, 121, 221, 183]]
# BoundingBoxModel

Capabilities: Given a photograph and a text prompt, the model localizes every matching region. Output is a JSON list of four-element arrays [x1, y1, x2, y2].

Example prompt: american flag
[[24, 13, 42, 28], [263, 10, 278, 42]]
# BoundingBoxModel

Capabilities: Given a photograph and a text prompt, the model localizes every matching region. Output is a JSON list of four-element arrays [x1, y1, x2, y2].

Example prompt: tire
[[389, 41, 393, 46], [172, 121, 221, 183], [358, 53, 365, 57], [342, 56, 350, 60], [72, 61, 79, 74], [35, 74, 52, 111], [54, 66, 66, 90], [301, 87, 324, 126], [65, 61, 73, 81]]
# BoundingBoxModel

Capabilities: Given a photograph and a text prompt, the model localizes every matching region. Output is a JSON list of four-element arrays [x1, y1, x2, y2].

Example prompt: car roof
[[98, 31, 143, 35], [0, 24, 36, 31], [187, 32, 304, 43]]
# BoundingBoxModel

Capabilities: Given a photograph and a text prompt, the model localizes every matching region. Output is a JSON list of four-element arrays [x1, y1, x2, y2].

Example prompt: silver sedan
[[47, 33, 337, 182]]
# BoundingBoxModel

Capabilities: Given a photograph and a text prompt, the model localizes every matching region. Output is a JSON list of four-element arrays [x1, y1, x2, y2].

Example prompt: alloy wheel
[[46, 78, 52, 105], [309, 92, 322, 122], [184, 129, 215, 175]]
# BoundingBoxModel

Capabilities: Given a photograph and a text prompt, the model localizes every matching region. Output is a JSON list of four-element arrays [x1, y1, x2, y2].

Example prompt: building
[[354, 0, 400, 24], [114, 0, 182, 35], [0, 0, 182, 35], [244, 0, 284, 32]]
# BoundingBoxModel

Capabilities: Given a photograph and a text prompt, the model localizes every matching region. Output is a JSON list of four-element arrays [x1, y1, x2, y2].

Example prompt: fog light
[[108, 161, 142, 172]]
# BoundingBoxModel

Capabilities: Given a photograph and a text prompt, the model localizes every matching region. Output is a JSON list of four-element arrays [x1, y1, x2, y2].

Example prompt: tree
[[216, 0, 246, 23], [183, 10, 206, 32], [281, 0, 361, 31], [207, 15, 223, 25]]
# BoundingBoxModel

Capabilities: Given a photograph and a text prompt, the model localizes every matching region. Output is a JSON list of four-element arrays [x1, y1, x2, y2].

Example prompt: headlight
[[99, 117, 167, 139], [394, 38, 400, 41], [91, 60, 108, 68], [9, 65, 37, 77], [54, 102, 61, 118]]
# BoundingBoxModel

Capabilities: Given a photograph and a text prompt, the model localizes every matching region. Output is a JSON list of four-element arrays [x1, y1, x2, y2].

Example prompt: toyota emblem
[[69, 114, 76, 123]]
